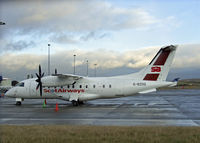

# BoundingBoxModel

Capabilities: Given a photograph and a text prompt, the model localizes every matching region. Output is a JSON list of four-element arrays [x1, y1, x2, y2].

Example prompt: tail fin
[[139, 45, 177, 81]]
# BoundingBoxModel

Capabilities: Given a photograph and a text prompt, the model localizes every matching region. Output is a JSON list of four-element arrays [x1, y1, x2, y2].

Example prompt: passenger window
[[72, 85, 74, 88], [86, 85, 88, 88], [67, 85, 70, 88], [93, 85, 95, 88], [103, 85, 105, 88], [80, 85, 82, 88], [109, 84, 111, 88]]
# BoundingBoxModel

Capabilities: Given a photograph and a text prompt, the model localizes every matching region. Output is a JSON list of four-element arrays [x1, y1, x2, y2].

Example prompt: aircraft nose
[[5, 91, 9, 97], [5, 90, 12, 97]]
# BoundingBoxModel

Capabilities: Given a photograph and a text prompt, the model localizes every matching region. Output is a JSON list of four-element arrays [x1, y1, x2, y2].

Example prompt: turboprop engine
[[41, 76, 76, 87], [35, 65, 76, 96]]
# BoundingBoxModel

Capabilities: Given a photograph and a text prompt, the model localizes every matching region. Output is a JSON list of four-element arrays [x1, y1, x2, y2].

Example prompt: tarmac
[[1, 89, 200, 126]]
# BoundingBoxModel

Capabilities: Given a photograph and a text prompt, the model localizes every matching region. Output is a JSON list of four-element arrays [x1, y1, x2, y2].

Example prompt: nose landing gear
[[15, 98, 23, 106], [16, 101, 21, 106]]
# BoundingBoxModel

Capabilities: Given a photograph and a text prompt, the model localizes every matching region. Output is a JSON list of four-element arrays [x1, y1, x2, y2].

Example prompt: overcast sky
[[0, 0, 200, 81]]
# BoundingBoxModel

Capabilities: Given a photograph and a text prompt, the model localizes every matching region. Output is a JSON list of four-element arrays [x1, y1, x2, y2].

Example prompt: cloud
[[14, 1, 157, 32], [0, 38, 36, 54], [1, 0, 176, 44], [49, 33, 78, 44], [49, 31, 109, 44], [80, 32, 109, 41], [0, 53, 45, 71], [5, 41, 35, 52], [173, 44, 200, 68]]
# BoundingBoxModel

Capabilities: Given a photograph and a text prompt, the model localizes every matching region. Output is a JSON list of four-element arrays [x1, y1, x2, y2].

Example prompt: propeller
[[35, 65, 44, 96]]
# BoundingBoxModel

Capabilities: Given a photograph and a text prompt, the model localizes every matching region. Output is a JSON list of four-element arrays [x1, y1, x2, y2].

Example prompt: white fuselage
[[6, 75, 173, 101]]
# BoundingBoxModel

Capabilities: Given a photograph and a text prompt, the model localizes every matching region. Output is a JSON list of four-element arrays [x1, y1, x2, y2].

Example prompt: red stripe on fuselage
[[143, 74, 159, 81], [153, 50, 170, 65]]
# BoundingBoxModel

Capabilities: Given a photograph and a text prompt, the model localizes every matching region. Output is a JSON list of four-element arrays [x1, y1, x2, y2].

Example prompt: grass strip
[[1, 125, 200, 143]]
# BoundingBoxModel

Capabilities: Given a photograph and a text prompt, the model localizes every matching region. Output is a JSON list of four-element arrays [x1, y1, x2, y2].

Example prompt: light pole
[[73, 54, 76, 75], [86, 60, 88, 77], [94, 63, 97, 77], [48, 44, 50, 75], [0, 21, 5, 77]]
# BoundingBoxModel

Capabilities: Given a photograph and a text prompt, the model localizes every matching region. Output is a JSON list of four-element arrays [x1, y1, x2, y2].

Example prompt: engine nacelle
[[41, 76, 75, 87]]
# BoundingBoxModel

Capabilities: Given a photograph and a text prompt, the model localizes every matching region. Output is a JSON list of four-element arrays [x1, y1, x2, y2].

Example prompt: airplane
[[5, 45, 178, 106]]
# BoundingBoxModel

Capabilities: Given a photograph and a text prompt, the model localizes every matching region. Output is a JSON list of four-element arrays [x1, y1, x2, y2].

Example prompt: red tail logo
[[151, 67, 161, 72]]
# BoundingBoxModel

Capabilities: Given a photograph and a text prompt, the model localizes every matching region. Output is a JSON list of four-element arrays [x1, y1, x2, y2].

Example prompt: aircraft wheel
[[78, 101, 84, 105], [72, 100, 78, 106], [16, 101, 21, 106]]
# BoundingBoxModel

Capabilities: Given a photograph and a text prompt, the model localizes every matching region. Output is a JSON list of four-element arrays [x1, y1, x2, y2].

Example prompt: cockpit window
[[16, 82, 25, 87]]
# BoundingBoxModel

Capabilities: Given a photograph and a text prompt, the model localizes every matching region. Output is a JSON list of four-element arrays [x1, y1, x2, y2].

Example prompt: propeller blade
[[39, 82, 42, 96], [39, 65, 41, 75], [36, 83, 40, 90], [36, 73, 39, 79], [41, 72, 44, 77]]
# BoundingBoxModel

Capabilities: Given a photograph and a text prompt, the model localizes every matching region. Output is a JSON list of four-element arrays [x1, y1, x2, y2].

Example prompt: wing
[[42, 74, 84, 87], [52, 74, 83, 80]]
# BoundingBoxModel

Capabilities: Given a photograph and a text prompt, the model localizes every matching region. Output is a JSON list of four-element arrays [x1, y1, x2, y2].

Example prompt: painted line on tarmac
[[0, 118, 199, 126]]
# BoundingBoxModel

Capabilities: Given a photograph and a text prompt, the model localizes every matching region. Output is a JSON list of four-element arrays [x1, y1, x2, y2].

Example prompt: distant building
[[0, 77, 16, 94], [0, 78, 12, 87]]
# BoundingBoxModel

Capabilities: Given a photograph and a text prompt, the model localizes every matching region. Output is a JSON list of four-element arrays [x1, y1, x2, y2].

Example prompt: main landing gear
[[72, 100, 84, 106]]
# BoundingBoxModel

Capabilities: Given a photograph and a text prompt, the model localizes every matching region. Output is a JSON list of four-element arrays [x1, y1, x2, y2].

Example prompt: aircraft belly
[[122, 86, 144, 96], [79, 93, 101, 101]]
